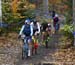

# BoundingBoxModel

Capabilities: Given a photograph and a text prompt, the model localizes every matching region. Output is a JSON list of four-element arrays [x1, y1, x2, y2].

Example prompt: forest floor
[[0, 32, 75, 65]]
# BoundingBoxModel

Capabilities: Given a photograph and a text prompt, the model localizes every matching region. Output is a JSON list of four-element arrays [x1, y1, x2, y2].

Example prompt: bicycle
[[22, 36, 32, 59], [41, 31, 49, 48]]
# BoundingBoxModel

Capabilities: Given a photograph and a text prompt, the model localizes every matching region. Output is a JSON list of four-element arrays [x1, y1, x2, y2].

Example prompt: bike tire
[[22, 47, 24, 60]]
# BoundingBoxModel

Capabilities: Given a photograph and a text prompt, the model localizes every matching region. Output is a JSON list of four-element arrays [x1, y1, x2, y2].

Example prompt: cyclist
[[41, 22, 49, 48], [53, 14, 60, 33], [31, 19, 40, 55], [18, 19, 33, 59]]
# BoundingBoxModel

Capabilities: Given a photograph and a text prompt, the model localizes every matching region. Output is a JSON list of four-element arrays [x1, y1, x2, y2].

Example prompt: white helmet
[[48, 23, 51, 27], [55, 14, 58, 17], [48, 23, 50, 26], [25, 19, 30, 23]]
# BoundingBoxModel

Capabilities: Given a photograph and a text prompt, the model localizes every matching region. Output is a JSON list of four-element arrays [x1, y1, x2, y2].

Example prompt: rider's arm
[[30, 25, 33, 36], [37, 22, 40, 33], [19, 25, 25, 35]]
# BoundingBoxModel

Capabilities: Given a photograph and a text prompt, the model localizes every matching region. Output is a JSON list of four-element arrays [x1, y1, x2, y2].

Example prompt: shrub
[[59, 24, 74, 48]]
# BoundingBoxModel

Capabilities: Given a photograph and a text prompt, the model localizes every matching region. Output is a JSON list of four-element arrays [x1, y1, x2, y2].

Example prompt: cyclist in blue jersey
[[18, 19, 33, 59]]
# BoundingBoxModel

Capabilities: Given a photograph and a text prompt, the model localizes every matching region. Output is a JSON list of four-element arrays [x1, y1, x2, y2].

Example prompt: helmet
[[55, 14, 58, 17], [48, 23, 51, 27], [48, 23, 50, 26], [33, 19, 37, 22], [33, 19, 37, 24], [25, 19, 30, 24]]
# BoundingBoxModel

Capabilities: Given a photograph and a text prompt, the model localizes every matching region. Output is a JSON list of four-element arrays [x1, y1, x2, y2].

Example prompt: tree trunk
[[0, 0, 2, 26], [43, 0, 49, 15], [35, 0, 41, 16], [73, 0, 75, 46]]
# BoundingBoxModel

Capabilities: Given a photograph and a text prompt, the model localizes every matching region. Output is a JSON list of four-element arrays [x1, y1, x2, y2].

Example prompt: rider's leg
[[42, 31, 45, 45], [45, 32, 49, 48], [54, 25, 57, 34], [45, 36, 49, 48], [28, 37, 32, 57], [31, 39, 34, 55], [35, 48, 37, 54], [32, 47, 34, 55], [33, 36, 38, 55]]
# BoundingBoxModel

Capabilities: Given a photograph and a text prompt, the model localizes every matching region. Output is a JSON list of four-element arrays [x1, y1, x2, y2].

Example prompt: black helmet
[[33, 19, 37, 24]]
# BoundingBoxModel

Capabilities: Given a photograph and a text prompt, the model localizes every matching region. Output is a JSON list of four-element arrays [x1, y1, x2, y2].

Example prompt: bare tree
[[73, 0, 75, 46], [0, 0, 2, 26], [43, 0, 49, 15]]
